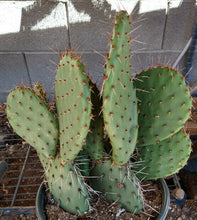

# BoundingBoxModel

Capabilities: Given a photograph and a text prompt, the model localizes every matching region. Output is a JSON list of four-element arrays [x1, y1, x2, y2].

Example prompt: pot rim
[[36, 178, 170, 220]]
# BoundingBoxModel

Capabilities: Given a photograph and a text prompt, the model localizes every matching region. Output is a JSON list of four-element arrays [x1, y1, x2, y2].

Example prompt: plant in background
[[6, 11, 192, 215]]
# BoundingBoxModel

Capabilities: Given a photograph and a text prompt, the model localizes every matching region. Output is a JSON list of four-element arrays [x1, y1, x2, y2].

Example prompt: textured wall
[[0, 0, 196, 102]]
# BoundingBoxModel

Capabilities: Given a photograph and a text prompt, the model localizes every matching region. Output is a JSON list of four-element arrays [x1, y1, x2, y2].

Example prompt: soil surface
[[44, 180, 162, 220], [1, 201, 197, 219], [43, 183, 197, 220]]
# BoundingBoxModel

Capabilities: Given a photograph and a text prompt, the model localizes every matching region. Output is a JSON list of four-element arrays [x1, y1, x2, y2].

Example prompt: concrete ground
[[0, 0, 197, 102]]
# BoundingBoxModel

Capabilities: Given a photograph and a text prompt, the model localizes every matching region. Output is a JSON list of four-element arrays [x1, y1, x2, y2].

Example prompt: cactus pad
[[134, 67, 192, 146], [6, 87, 58, 158], [39, 153, 90, 214], [103, 11, 138, 165], [90, 159, 143, 212], [83, 82, 104, 160], [55, 52, 92, 162], [133, 130, 192, 180]]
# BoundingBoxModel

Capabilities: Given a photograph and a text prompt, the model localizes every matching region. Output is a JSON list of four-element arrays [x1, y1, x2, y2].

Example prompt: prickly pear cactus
[[55, 52, 92, 162], [90, 160, 143, 212], [6, 87, 58, 158], [6, 10, 193, 217], [133, 130, 192, 180], [103, 11, 138, 165], [134, 67, 192, 146]]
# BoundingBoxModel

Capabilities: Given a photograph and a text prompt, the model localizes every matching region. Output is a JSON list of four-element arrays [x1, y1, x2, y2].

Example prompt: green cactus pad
[[55, 52, 92, 162], [39, 153, 90, 214], [83, 82, 104, 160], [133, 130, 192, 180], [103, 11, 138, 165], [6, 87, 58, 158], [90, 159, 143, 213], [134, 67, 192, 146]]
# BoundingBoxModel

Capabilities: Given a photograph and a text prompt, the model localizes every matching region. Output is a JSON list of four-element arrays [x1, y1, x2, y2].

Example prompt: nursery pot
[[36, 178, 170, 220]]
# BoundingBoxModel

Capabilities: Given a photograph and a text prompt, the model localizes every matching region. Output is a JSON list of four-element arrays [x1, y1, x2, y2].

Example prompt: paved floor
[[0, 0, 197, 102]]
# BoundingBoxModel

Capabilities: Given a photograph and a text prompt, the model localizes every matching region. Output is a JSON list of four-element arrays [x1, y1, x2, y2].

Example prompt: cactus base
[[36, 178, 170, 219]]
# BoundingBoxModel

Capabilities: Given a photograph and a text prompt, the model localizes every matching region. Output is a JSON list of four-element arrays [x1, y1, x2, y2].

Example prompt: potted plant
[[6, 11, 192, 219]]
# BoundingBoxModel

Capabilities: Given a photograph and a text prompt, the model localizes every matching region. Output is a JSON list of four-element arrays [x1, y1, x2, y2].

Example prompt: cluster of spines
[[33, 82, 48, 102]]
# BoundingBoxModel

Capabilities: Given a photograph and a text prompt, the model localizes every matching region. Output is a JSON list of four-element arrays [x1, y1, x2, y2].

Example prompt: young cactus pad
[[134, 67, 192, 146], [133, 130, 192, 180], [90, 159, 143, 212], [39, 153, 90, 214], [33, 82, 47, 102], [103, 11, 138, 165], [55, 52, 92, 162], [6, 87, 58, 158]]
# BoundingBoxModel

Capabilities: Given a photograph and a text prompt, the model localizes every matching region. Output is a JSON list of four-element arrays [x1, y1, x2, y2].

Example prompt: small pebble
[[172, 188, 185, 200]]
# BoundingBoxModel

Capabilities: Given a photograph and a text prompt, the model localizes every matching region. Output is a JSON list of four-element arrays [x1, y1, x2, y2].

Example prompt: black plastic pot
[[36, 178, 170, 220], [36, 182, 47, 220], [156, 178, 170, 220]]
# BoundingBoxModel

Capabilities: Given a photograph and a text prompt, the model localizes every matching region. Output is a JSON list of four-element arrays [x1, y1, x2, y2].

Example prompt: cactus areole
[[6, 11, 192, 216]]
